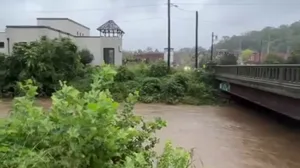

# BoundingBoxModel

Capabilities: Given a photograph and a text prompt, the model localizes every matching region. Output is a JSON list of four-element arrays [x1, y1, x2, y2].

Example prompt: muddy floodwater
[[1, 100, 300, 168]]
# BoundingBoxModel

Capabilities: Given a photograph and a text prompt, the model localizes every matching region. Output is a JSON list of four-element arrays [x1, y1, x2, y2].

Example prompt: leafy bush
[[115, 65, 135, 82], [161, 79, 185, 104], [127, 63, 149, 78], [148, 61, 169, 77], [187, 82, 215, 105], [78, 49, 94, 65], [1, 36, 84, 97], [192, 69, 216, 87], [172, 72, 190, 92], [0, 66, 193, 168], [124, 80, 141, 94], [139, 77, 161, 103], [109, 82, 129, 102]]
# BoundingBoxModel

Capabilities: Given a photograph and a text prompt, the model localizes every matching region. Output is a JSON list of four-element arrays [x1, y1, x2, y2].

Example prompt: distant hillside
[[215, 20, 300, 54]]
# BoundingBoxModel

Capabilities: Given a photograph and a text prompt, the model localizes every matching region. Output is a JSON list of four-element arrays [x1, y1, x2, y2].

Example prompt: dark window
[[77, 32, 79, 35], [0, 42, 4, 48], [103, 48, 115, 65]]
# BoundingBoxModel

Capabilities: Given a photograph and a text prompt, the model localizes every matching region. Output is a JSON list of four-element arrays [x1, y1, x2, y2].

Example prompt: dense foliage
[[69, 61, 218, 105], [0, 36, 84, 97], [219, 52, 237, 65], [215, 21, 300, 53], [78, 49, 94, 65], [263, 53, 285, 64], [0, 66, 193, 168], [214, 21, 300, 63], [148, 60, 169, 77], [0, 36, 218, 106]]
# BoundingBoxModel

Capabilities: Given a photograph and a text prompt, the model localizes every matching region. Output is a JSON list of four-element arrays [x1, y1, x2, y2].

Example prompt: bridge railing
[[214, 65, 300, 84]]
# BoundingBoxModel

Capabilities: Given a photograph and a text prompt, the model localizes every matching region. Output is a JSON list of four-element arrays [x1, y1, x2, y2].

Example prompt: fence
[[214, 65, 300, 84]]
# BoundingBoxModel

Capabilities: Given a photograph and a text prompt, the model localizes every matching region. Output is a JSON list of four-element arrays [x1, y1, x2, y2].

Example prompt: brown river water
[[1, 99, 300, 168]]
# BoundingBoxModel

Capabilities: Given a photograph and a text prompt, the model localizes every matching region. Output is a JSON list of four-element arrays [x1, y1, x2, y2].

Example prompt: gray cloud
[[1, 0, 300, 50]]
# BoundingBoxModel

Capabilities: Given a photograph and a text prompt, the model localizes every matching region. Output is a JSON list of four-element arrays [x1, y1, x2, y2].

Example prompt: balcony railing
[[214, 65, 300, 84]]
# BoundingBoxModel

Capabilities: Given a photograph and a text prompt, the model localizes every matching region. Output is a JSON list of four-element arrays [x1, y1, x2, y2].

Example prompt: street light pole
[[210, 32, 214, 61], [195, 11, 199, 68], [167, 0, 171, 69]]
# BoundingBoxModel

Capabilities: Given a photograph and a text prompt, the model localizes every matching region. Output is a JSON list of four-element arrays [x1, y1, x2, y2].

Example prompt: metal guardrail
[[214, 65, 300, 84]]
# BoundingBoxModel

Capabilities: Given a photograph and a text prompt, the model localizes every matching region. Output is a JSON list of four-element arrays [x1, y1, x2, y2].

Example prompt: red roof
[[134, 52, 164, 61]]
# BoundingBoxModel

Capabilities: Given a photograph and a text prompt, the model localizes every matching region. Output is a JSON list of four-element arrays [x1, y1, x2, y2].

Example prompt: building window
[[82, 33, 84, 36], [0, 42, 4, 48], [77, 32, 79, 36]]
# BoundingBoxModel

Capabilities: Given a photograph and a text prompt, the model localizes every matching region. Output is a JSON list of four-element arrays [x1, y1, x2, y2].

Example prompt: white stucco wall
[[5, 27, 48, 54], [45, 28, 75, 40], [37, 18, 90, 36], [75, 37, 103, 65], [100, 37, 123, 65], [0, 32, 7, 54], [4, 26, 123, 66]]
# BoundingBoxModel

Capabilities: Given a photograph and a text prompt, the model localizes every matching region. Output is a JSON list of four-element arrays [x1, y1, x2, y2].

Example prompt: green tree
[[0, 68, 192, 167], [2, 36, 84, 96], [241, 49, 254, 62], [214, 20, 300, 54], [219, 52, 237, 65], [263, 53, 285, 64], [78, 49, 94, 65], [286, 49, 300, 64]]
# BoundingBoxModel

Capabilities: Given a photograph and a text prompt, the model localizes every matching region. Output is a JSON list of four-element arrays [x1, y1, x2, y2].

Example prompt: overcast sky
[[1, 0, 300, 50]]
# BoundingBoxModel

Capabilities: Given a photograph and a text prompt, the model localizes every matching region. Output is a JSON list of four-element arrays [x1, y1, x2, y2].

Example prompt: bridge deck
[[214, 65, 300, 119]]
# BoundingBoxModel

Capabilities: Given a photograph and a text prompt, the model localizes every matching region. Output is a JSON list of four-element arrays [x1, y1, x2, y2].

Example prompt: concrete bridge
[[214, 65, 300, 120]]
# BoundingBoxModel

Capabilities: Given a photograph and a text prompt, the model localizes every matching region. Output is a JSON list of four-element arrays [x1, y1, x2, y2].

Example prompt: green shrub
[[78, 49, 94, 65], [172, 72, 190, 92], [181, 96, 201, 105], [161, 79, 185, 104], [0, 66, 193, 168], [124, 80, 141, 94], [139, 77, 161, 103], [127, 63, 149, 78], [187, 82, 215, 105], [1, 36, 84, 96], [148, 61, 169, 77], [109, 82, 128, 102], [115, 65, 134, 82], [69, 77, 91, 92], [192, 69, 216, 87]]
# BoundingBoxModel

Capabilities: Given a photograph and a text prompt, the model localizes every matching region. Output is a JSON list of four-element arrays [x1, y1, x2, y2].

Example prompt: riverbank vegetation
[[0, 36, 217, 167], [0, 36, 219, 105], [0, 67, 194, 167]]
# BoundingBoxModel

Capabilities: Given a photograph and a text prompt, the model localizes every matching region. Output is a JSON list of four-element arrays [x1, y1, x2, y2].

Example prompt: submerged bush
[[161, 79, 185, 104], [187, 82, 216, 105], [172, 72, 190, 92], [139, 77, 162, 103], [0, 66, 193, 168]]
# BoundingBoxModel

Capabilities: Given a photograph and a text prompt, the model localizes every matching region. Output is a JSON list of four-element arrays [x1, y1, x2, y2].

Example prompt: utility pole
[[267, 34, 271, 54], [259, 39, 263, 63], [195, 11, 198, 68], [210, 32, 214, 61], [167, 0, 171, 69]]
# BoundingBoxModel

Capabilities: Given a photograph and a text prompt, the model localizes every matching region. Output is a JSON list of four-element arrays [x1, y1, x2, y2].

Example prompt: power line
[[116, 17, 165, 23], [170, 3, 195, 13], [175, 2, 300, 6]]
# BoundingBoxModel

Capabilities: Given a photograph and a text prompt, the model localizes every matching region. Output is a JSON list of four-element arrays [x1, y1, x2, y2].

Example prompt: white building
[[0, 18, 124, 65], [164, 48, 174, 66]]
